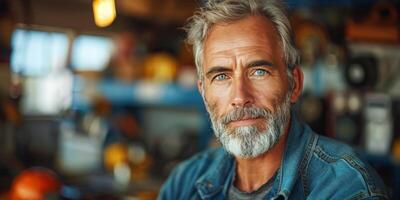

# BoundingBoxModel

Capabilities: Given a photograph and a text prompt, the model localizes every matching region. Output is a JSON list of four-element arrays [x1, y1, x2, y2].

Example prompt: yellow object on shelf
[[104, 143, 129, 170], [143, 53, 178, 83]]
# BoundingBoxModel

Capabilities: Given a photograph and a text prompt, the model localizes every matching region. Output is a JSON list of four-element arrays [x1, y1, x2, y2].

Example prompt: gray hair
[[185, 0, 299, 83]]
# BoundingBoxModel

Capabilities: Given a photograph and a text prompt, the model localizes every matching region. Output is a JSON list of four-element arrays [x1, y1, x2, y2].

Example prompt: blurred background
[[0, 0, 399, 199]]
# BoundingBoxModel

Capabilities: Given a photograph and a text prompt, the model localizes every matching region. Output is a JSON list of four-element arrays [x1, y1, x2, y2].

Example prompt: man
[[158, 0, 389, 199]]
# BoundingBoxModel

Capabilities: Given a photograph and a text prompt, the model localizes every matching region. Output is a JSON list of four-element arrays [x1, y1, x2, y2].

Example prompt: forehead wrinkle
[[204, 16, 278, 51], [204, 28, 274, 54], [209, 45, 273, 56], [206, 46, 274, 67], [203, 15, 285, 73]]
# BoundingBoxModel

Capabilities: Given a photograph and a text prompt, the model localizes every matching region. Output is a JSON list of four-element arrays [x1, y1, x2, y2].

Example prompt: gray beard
[[206, 93, 292, 158]]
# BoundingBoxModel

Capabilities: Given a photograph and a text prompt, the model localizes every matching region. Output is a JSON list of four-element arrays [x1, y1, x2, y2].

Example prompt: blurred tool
[[364, 93, 393, 155], [103, 142, 153, 189], [347, 92, 363, 114], [104, 142, 131, 189], [58, 98, 110, 175], [57, 125, 104, 175], [83, 97, 111, 139], [331, 91, 363, 145], [347, 42, 400, 93], [345, 55, 378, 90], [9, 168, 61, 200], [113, 162, 131, 188]]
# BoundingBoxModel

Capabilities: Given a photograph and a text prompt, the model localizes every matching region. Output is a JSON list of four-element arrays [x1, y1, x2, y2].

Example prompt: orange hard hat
[[9, 168, 61, 200]]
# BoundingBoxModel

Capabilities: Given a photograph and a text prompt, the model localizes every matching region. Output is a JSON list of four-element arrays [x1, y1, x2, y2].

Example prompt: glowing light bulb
[[93, 0, 116, 27]]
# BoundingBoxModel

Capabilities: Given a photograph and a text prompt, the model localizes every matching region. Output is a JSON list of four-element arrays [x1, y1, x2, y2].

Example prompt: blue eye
[[253, 69, 267, 76], [214, 74, 228, 81]]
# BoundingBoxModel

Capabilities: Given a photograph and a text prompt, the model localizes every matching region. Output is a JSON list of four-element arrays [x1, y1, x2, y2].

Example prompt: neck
[[233, 121, 290, 192]]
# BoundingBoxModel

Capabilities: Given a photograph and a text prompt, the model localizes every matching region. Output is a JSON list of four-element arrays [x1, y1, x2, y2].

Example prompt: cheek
[[253, 82, 286, 110], [204, 86, 231, 115]]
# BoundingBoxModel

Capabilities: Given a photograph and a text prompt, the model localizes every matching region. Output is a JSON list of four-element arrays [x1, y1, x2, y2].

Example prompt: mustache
[[220, 106, 272, 124]]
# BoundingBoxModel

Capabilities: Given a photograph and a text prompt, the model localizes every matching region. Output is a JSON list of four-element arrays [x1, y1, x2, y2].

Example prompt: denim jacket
[[158, 115, 389, 200]]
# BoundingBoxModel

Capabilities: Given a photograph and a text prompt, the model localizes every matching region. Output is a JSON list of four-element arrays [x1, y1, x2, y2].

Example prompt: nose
[[230, 76, 254, 108]]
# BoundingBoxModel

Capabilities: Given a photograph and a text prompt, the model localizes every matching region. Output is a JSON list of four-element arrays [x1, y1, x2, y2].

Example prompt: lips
[[220, 106, 270, 125], [226, 111, 261, 122], [227, 117, 263, 127], [230, 115, 259, 122]]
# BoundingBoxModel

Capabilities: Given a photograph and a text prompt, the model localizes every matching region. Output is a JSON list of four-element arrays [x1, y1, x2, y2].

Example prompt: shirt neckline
[[230, 168, 279, 195]]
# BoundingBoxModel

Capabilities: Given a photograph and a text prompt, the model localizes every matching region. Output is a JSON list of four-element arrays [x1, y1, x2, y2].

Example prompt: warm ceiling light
[[93, 0, 116, 27]]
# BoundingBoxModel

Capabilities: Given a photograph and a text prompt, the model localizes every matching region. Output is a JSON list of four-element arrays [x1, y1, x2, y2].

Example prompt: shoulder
[[304, 129, 389, 199], [158, 147, 231, 200]]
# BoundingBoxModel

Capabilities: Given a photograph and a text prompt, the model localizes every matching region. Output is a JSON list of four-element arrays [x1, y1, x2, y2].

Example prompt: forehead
[[203, 15, 281, 61]]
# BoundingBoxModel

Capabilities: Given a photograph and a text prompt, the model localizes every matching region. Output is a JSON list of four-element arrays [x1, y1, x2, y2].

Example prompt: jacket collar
[[195, 113, 317, 200], [195, 148, 234, 199], [272, 114, 317, 199]]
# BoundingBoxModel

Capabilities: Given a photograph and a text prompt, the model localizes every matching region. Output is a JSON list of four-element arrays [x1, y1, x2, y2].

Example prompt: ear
[[197, 79, 204, 96], [290, 66, 303, 103]]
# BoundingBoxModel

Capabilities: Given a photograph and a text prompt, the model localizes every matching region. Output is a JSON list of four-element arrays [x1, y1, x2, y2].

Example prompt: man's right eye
[[213, 74, 228, 81]]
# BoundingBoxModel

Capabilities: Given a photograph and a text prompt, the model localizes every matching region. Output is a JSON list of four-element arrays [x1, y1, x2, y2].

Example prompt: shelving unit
[[71, 78, 212, 150], [72, 78, 204, 110]]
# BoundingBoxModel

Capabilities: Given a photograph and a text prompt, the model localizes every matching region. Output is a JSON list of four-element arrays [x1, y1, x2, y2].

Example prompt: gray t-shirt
[[227, 172, 276, 200]]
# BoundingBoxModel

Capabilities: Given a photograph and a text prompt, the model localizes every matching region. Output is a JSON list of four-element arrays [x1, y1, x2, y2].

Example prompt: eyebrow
[[247, 60, 274, 68], [205, 66, 231, 79]]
